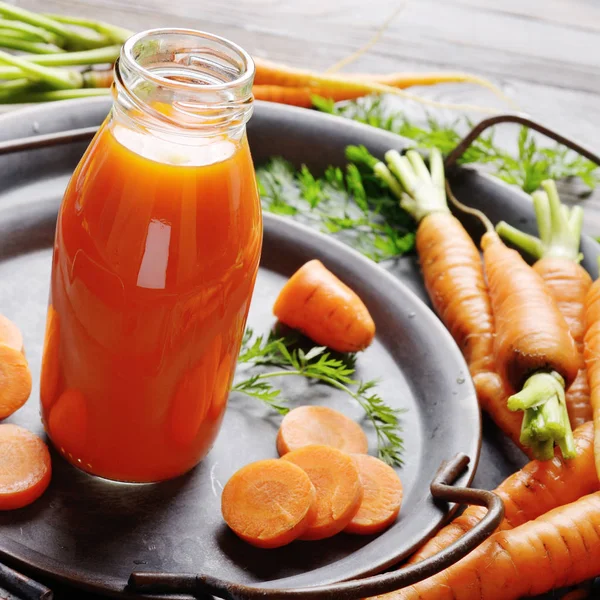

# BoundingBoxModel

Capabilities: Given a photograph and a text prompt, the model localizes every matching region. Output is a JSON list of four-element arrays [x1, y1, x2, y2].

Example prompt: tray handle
[[129, 452, 503, 600], [444, 113, 600, 170], [0, 560, 53, 600]]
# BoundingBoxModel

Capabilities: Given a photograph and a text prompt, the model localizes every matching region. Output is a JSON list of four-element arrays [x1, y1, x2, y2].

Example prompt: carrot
[[482, 228, 580, 459], [221, 458, 317, 549], [372, 491, 600, 600], [345, 453, 402, 535], [276, 405, 368, 456], [583, 263, 600, 480], [252, 57, 510, 112], [281, 445, 363, 540], [253, 84, 366, 107], [273, 259, 375, 353], [0, 343, 32, 420], [409, 420, 598, 563], [0, 314, 23, 353], [348, 146, 525, 451], [497, 180, 592, 428], [0, 423, 51, 510]]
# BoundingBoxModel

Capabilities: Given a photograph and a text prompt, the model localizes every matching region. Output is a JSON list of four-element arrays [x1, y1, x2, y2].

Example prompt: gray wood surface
[[13, 0, 600, 231]]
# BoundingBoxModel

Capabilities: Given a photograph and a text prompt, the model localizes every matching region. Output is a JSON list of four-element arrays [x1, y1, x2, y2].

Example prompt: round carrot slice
[[0, 314, 23, 354], [221, 458, 317, 549], [0, 344, 32, 420], [40, 305, 60, 411], [48, 389, 88, 462], [345, 454, 403, 535], [0, 424, 51, 510], [277, 405, 368, 456], [282, 445, 363, 540]]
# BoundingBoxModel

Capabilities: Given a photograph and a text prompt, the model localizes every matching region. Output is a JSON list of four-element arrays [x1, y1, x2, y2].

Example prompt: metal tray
[[0, 99, 598, 600]]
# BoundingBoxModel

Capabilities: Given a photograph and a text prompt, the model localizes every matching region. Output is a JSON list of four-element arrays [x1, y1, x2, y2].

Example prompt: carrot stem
[[43, 14, 132, 44], [0, 50, 81, 89], [495, 221, 544, 260], [0, 37, 63, 54], [498, 180, 583, 262], [0, 66, 25, 80], [0, 87, 110, 103], [24, 45, 120, 67], [0, 1, 107, 49], [0, 19, 61, 44], [385, 148, 449, 221], [510, 370, 575, 460], [508, 371, 564, 411]]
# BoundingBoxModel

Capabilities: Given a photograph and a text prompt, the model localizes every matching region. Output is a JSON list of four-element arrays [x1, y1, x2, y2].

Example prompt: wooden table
[[3, 1, 600, 598], [17, 0, 600, 229]]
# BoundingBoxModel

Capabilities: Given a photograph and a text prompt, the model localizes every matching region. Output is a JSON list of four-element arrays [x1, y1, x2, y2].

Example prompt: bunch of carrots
[[0, 3, 510, 111], [346, 146, 600, 599]]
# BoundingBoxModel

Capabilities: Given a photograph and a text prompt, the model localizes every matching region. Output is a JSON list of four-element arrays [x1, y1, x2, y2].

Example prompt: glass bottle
[[40, 29, 262, 483]]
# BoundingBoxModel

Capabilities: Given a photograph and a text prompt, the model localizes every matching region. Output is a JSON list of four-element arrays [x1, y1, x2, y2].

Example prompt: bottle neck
[[111, 28, 254, 144]]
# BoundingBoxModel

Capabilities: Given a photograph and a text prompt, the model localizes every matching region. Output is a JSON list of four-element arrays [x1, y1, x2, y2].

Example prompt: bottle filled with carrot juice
[[40, 29, 262, 482]]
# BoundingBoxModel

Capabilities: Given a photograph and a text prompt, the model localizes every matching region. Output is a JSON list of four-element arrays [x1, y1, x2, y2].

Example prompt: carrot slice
[[345, 454, 403, 535], [277, 405, 368, 456], [0, 314, 23, 353], [221, 458, 317, 549], [0, 344, 32, 420], [48, 389, 88, 461], [40, 305, 60, 411], [282, 445, 363, 540], [0, 424, 51, 510], [273, 259, 375, 353]]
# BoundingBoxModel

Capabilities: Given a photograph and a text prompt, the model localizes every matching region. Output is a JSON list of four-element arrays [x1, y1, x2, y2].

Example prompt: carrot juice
[[40, 29, 262, 482]]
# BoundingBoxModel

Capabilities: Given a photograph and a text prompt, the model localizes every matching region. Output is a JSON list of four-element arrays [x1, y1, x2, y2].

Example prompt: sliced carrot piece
[[0, 344, 32, 420], [0, 314, 23, 354], [277, 405, 368, 456], [0, 424, 51, 510], [345, 454, 403, 535], [273, 259, 375, 352], [40, 305, 60, 411], [48, 389, 88, 462], [282, 445, 363, 540], [221, 458, 317, 549]]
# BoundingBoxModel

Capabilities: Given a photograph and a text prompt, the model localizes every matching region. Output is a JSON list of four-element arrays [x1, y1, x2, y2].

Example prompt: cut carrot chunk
[[0, 424, 51, 510], [345, 454, 403, 535], [277, 405, 368, 456], [0, 314, 23, 354], [282, 445, 363, 540], [273, 259, 375, 352], [0, 344, 32, 420], [221, 458, 317, 549], [40, 305, 60, 411], [48, 389, 88, 462]]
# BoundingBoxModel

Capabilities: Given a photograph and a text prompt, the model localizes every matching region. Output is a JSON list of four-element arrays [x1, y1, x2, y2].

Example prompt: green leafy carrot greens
[[314, 94, 600, 193], [233, 328, 405, 466]]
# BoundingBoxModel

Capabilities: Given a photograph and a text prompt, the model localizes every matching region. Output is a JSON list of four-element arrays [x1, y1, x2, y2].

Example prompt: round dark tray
[[0, 99, 598, 600], [0, 99, 484, 599]]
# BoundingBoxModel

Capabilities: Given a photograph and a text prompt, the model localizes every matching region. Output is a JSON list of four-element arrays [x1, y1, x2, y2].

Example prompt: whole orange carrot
[[497, 180, 591, 428], [372, 491, 600, 600], [409, 421, 597, 563], [482, 229, 580, 460], [347, 145, 524, 450]]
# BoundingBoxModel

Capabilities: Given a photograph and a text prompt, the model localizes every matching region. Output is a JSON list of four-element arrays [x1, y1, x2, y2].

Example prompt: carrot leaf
[[233, 328, 406, 466]]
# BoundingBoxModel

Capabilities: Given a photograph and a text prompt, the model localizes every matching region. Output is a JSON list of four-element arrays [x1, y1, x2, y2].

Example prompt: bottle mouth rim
[[121, 27, 255, 93]]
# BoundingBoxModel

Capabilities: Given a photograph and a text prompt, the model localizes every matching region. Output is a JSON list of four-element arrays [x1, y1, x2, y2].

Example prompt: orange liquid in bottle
[[41, 121, 262, 482]]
